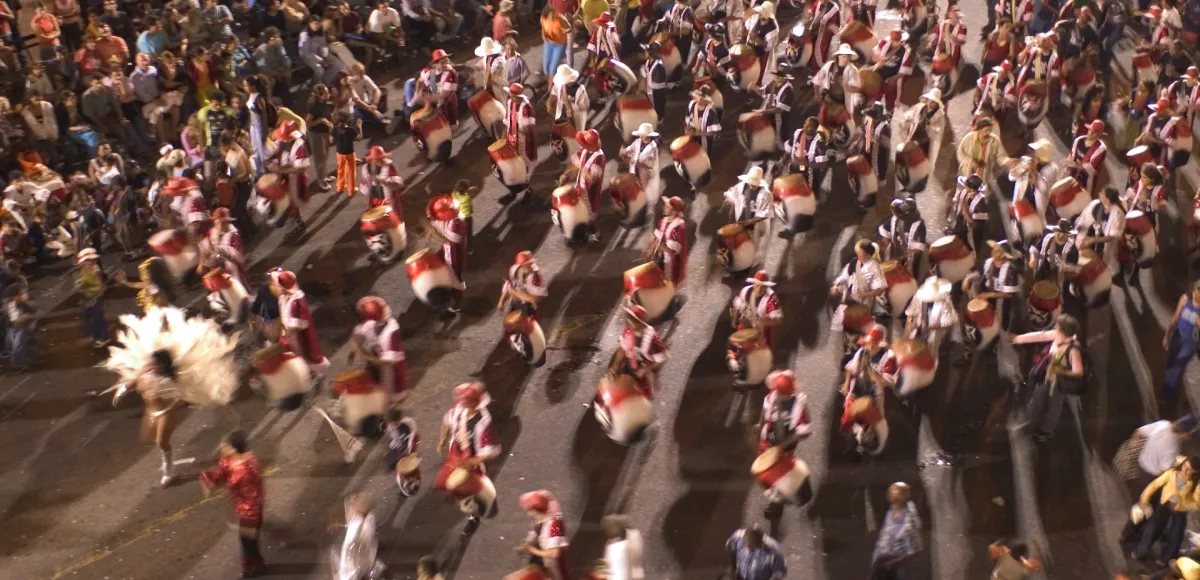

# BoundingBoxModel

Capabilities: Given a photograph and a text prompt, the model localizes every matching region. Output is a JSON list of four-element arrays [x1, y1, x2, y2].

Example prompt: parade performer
[[787, 117, 830, 191], [964, 240, 1023, 332], [199, 208, 247, 286], [657, 0, 695, 79], [474, 37, 503, 96], [115, 257, 178, 313], [858, 101, 891, 184], [832, 239, 889, 316], [905, 276, 957, 351], [684, 86, 721, 153], [350, 295, 409, 403], [840, 323, 895, 455], [1029, 218, 1081, 287], [408, 49, 459, 126], [957, 117, 1012, 180], [573, 130, 607, 233], [725, 165, 772, 251], [693, 23, 732, 80], [269, 269, 330, 372], [647, 197, 688, 287], [897, 88, 946, 189], [877, 198, 927, 277], [586, 13, 621, 91], [505, 83, 537, 164], [201, 430, 267, 578], [332, 493, 384, 580], [164, 175, 208, 236], [731, 270, 783, 347], [811, 0, 841, 67], [622, 123, 661, 199], [757, 64, 795, 149], [872, 29, 914, 112], [547, 65, 590, 160], [743, 1, 780, 82], [757, 370, 811, 453], [612, 306, 668, 392], [930, 4, 967, 65], [849, 0, 878, 27], [1166, 66, 1200, 127], [385, 409, 421, 496], [974, 61, 1016, 118], [359, 145, 405, 210], [518, 490, 572, 580], [980, 18, 1020, 72], [427, 195, 468, 312], [105, 306, 239, 486], [641, 43, 669, 120], [1077, 186, 1127, 276], [435, 382, 500, 534], [1137, 98, 1174, 166], [1009, 139, 1058, 215], [204, 267, 251, 332], [499, 250, 547, 316], [1016, 33, 1055, 88], [1067, 120, 1107, 194], [266, 120, 312, 236], [812, 44, 863, 121], [1126, 163, 1166, 215], [951, 174, 991, 253]]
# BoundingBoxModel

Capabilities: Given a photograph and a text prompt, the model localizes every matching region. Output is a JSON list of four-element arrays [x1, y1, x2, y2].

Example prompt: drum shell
[[506, 317, 547, 366], [148, 229, 199, 279], [410, 108, 453, 162], [838, 20, 877, 59], [489, 140, 530, 187], [1124, 210, 1158, 267], [751, 450, 811, 504], [1027, 281, 1062, 330], [730, 44, 761, 90], [728, 333, 772, 388], [609, 173, 648, 225], [1126, 145, 1155, 167], [552, 186, 592, 246], [1010, 200, 1045, 244], [929, 236, 976, 282], [254, 347, 313, 403], [406, 250, 456, 309], [882, 260, 917, 317], [617, 95, 659, 134], [255, 173, 288, 201], [671, 136, 712, 187], [624, 263, 677, 322], [504, 565, 554, 580], [342, 389, 389, 435], [848, 396, 884, 425], [594, 376, 654, 445], [772, 175, 816, 233], [1077, 253, 1112, 307], [737, 112, 777, 161], [966, 299, 1000, 348], [897, 142, 931, 193], [468, 90, 506, 139], [1049, 177, 1090, 221], [894, 339, 937, 395], [718, 224, 757, 272], [846, 154, 879, 204], [360, 208, 407, 261]]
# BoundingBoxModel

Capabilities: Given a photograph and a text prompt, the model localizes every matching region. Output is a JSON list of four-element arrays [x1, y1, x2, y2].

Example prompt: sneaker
[[462, 515, 480, 535]]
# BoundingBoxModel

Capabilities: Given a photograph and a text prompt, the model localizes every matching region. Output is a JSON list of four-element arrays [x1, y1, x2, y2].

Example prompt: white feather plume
[[103, 307, 241, 406]]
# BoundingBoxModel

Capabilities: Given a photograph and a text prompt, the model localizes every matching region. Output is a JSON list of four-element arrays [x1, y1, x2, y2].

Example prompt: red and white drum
[[1076, 250, 1112, 307], [333, 369, 388, 436], [616, 94, 659, 135], [624, 262, 678, 322], [842, 303, 874, 359], [897, 141, 931, 194], [550, 118, 575, 161], [504, 566, 553, 580], [737, 111, 777, 161], [772, 174, 816, 233], [504, 310, 546, 367], [727, 328, 773, 389], [1126, 145, 1156, 168], [252, 343, 312, 411], [360, 205, 407, 263], [965, 298, 999, 349], [728, 43, 761, 91], [148, 229, 198, 280], [1167, 121, 1193, 167], [1049, 176, 1090, 221], [489, 139, 530, 189], [609, 173, 648, 226], [594, 373, 654, 445], [406, 248, 457, 310], [394, 454, 422, 496], [552, 185, 592, 247], [846, 154, 878, 207], [932, 52, 954, 75], [1123, 209, 1157, 267], [255, 173, 291, 228], [892, 338, 936, 395], [468, 89, 506, 140], [787, 22, 815, 72], [671, 136, 712, 187], [693, 77, 725, 110], [1027, 281, 1062, 331], [717, 222, 757, 273], [750, 446, 813, 506], [838, 20, 877, 60], [1010, 199, 1045, 245], [410, 107, 453, 162], [1132, 50, 1156, 85], [882, 260, 917, 317], [445, 465, 498, 516], [846, 395, 885, 426], [929, 235, 975, 282], [652, 33, 682, 78]]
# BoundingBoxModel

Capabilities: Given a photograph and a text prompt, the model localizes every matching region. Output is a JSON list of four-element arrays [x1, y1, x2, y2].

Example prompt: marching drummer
[[351, 296, 409, 403], [832, 239, 889, 316], [657, 0, 695, 79], [641, 43, 670, 120], [266, 120, 312, 237], [812, 43, 863, 119], [573, 130, 607, 241], [950, 174, 990, 254], [878, 198, 928, 277], [435, 382, 500, 534], [757, 370, 812, 454], [1010, 139, 1058, 212], [1126, 163, 1166, 215], [427, 195, 468, 314], [1066, 120, 1107, 195], [757, 64, 795, 149], [724, 166, 773, 251], [1077, 185, 1127, 276], [199, 208, 248, 288], [359, 145, 405, 212], [648, 197, 688, 288], [787, 117, 830, 192], [547, 64, 590, 155], [840, 323, 896, 455], [974, 61, 1015, 118], [409, 49, 460, 126], [684, 86, 721, 153], [930, 4, 968, 68], [743, 1, 780, 83], [731, 270, 783, 347], [963, 240, 1023, 332], [1029, 218, 1081, 287], [505, 84, 537, 165], [1165, 66, 1200, 127], [871, 29, 915, 112], [857, 101, 891, 184], [269, 268, 331, 372], [905, 276, 958, 352], [612, 306, 669, 392], [385, 408, 421, 496], [498, 250, 546, 317], [956, 116, 1012, 181], [517, 490, 572, 580], [586, 13, 621, 90], [622, 123, 661, 197], [693, 23, 731, 80], [811, 0, 841, 67], [1138, 98, 1174, 164]]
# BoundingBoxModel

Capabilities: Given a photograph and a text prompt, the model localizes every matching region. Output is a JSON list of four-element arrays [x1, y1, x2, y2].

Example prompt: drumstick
[[314, 407, 364, 464]]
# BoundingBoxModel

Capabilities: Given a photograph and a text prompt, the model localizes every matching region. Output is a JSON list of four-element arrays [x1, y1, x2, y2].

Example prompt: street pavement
[[2, 2, 1199, 579]]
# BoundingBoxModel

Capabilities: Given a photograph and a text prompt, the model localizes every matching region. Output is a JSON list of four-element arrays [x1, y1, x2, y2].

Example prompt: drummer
[[351, 295, 409, 403], [641, 43, 670, 120], [757, 64, 795, 150], [427, 195, 468, 315], [786, 117, 830, 193], [832, 239, 889, 317], [648, 197, 688, 288], [757, 370, 812, 454], [1029, 218, 1082, 288], [1076, 185, 1127, 276], [622, 123, 661, 198], [963, 240, 1023, 332], [1066, 120, 1107, 195], [359, 146, 405, 212], [266, 121, 312, 237], [435, 382, 500, 534], [499, 250, 546, 317], [811, 0, 841, 66], [812, 43, 863, 120], [877, 198, 928, 278], [692, 23, 731, 80], [840, 323, 896, 455], [586, 13, 621, 88], [1125, 163, 1166, 217], [657, 0, 695, 80], [857, 101, 891, 186], [684, 86, 721, 154], [905, 276, 958, 353], [1011, 139, 1058, 211], [573, 130, 607, 239], [724, 166, 773, 251], [731, 270, 783, 347], [505, 84, 538, 165], [950, 174, 990, 255], [547, 64, 590, 155], [743, 1, 780, 83], [611, 306, 669, 392], [871, 28, 915, 112]]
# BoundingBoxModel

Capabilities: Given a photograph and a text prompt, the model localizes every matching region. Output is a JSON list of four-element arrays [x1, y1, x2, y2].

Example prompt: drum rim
[[256, 173, 281, 186], [670, 135, 694, 150], [848, 396, 873, 414], [552, 184, 577, 199], [362, 205, 391, 220], [1031, 280, 1060, 299], [488, 139, 510, 152], [730, 328, 762, 341], [253, 342, 291, 362], [335, 368, 369, 382], [751, 446, 781, 473], [891, 338, 928, 356], [717, 223, 745, 236], [405, 247, 432, 264], [625, 261, 662, 278], [395, 454, 421, 472], [931, 235, 964, 248], [445, 467, 470, 488], [967, 298, 992, 312], [503, 310, 526, 325], [410, 107, 438, 122]]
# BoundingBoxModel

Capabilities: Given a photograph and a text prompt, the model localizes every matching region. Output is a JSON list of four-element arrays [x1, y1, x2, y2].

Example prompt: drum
[[772, 174, 816, 233], [445, 465, 498, 516], [1127, 145, 1155, 168], [489, 139, 530, 189], [409, 107, 453, 162], [395, 454, 421, 475], [1049, 176, 1090, 221], [1076, 251, 1112, 307], [616, 95, 659, 135], [594, 373, 654, 445], [504, 310, 547, 367], [1132, 51, 1155, 83], [608, 59, 638, 96], [837, 20, 877, 59], [847, 396, 884, 425], [405, 248, 456, 310], [504, 566, 553, 580], [846, 154, 878, 207], [932, 53, 953, 74], [717, 223, 757, 273], [728, 43, 761, 91], [624, 262, 678, 323], [693, 77, 725, 111], [255, 173, 287, 200], [1124, 209, 1158, 267], [467, 89, 506, 140], [394, 453, 421, 496], [750, 446, 813, 506], [550, 118, 575, 161], [255, 173, 291, 228], [671, 136, 713, 187], [897, 141, 931, 194], [609, 173, 648, 227], [360, 205, 406, 263], [651, 32, 682, 78], [1027, 281, 1062, 331], [929, 236, 975, 282], [737, 111, 777, 161], [551, 185, 592, 247], [1010, 199, 1044, 244], [965, 298, 1000, 348], [333, 369, 388, 436], [252, 343, 312, 411], [882, 260, 917, 317], [842, 303, 874, 359], [891, 338, 936, 395], [858, 68, 883, 101], [1168, 121, 1193, 168], [727, 328, 773, 389], [148, 229, 198, 280]]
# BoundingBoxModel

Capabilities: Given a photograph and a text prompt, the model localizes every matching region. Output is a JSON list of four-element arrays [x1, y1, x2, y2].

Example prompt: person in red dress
[[435, 382, 500, 533], [647, 196, 688, 288], [269, 269, 330, 372], [201, 430, 267, 578], [519, 490, 572, 580], [350, 295, 409, 403], [427, 195, 468, 313]]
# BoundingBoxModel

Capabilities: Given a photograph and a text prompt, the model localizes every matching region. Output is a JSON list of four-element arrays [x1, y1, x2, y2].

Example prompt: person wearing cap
[[499, 250, 547, 316], [965, 239, 1023, 331], [811, 0, 840, 66], [757, 370, 812, 454], [905, 276, 957, 351], [840, 322, 896, 454], [351, 295, 409, 403], [694, 22, 732, 79], [871, 29, 914, 112], [163, 174, 209, 237], [786, 117, 830, 192], [623, 122, 660, 194], [74, 248, 109, 347], [199, 207, 248, 287], [640, 42, 669, 119], [505, 83, 538, 164], [1029, 218, 1081, 286], [1065, 119, 1107, 194], [877, 198, 927, 276], [832, 239, 889, 315], [572, 130, 607, 231], [434, 382, 500, 533], [269, 269, 329, 371], [956, 116, 1012, 180], [586, 11, 620, 75], [547, 64, 590, 152], [612, 305, 668, 391], [656, 0, 694, 76], [1163, 282, 1200, 406], [359, 145, 405, 211], [517, 490, 571, 580], [204, 267, 251, 332], [1077, 185, 1127, 275], [975, 60, 1015, 118], [684, 87, 721, 153], [731, 270, 783, 346], [647, 195, 688, 284], [266, 120, 313, 234], [1166, 66, 1200, 127], [812, 43, 863, 118], [756, 64, 795, 148], [427, 195, 468, 312], [1139, 97, 1175, 160], [474, 36, 503, 96]]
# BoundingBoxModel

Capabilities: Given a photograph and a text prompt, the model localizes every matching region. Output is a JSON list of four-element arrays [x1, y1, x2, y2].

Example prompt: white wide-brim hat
[[755, 1, 776, 18], [920, 87, 943, 108], [738, 166, 766, 187], [474, 37, 500, 57], [833, 43, 858, 59], [552, 64, 579, 87], [631, 122, 659, 138], [915, 277, 951, 302]]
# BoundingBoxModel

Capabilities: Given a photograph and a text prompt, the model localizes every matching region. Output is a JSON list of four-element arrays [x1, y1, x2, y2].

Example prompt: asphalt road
[[2, 2, 1198, 579]]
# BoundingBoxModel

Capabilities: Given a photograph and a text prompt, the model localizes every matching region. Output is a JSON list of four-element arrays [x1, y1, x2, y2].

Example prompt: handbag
[[1111, 434, 1146, 480]]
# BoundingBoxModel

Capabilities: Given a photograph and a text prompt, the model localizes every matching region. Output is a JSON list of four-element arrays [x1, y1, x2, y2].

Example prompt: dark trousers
[[81, 301, 109, 342], [234, 180, 257, 239], [1136, 505, 1188, 563], [7, 325, 35, 368], [870, 558, 915, 580], [1026, 382, 1071, 436], [652, 91, 667, 121], [238, 527, 265, 575], [1163, 337, 1196, 404]]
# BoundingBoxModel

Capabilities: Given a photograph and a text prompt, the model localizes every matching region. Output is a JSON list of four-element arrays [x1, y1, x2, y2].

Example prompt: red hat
[[515, 250, 535, 266], [1088, 119, 1106, 134], [429, 49, 450, 64], [1151, 97, 1171, 112], [453, 381, 486, 406], [1187, 66, 1200, 79], [889, 29, 901, 41], [519, 490, 553, 513], [270, 269, 297, 290], [749, 270, 773, 285], [579, 129, 600, 150], [664, 196, 684, 212], [858, 323, 886, 345], [625, 305, 648, 321], [162, 176, 197, 196], [365, 145, 388, 162], [273, 120, 299, 142], [356, 296, 391, 321], [766, 370, 797, 395], [506, 83, 524, 95], [1149, 5, 1162, 18], [203, 267, 233, 291], [593, 12, 612, 25], [1000, 61, 1012, 72], [427, 195, 458, 221], [211, 207, 234, 222]]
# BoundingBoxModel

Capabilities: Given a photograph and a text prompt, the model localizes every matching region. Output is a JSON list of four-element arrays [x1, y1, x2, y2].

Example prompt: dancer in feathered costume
[[104, 307, 240, 486]]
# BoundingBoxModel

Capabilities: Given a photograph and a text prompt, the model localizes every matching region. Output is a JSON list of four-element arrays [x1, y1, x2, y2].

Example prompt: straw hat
[[631, 123, 658, 139], [754, 1, 775, 19], [738, 166, 767, 187], [552, 64, 579, 87], [915, 277, 951, 303], [920, 87, 943, 108], [1028, 139, 1052, 163], [474, 37, 500, 57], [833, 43, 858, 59]]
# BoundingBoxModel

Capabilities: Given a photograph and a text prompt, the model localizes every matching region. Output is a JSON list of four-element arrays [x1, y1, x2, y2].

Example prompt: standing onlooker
[[51, 0, 82, 53], [540, 5, 570, 77], [1164, 281, 1200, 407], [725, 526, 787, 580], [74, 249, 109, 348], [306, 84, 334, 192], [495, 37, 529, 87], [871, 482, 923, 579], [600, 515, 644, 580], [31, 3, 63, 61], [201, 430, 267, 578], [1013, 314, 1087, 442], [332, 112, 360, 197], [6, 284, 36, 373]]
